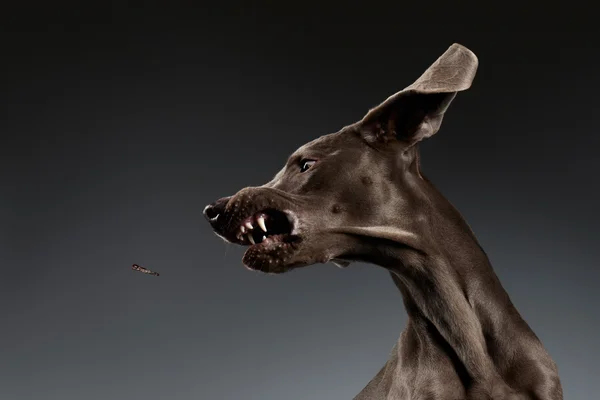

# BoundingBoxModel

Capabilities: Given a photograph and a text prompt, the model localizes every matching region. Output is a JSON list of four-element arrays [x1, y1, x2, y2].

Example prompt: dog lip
[[283, 210, 300, 235], [242, 233, 302, 272]]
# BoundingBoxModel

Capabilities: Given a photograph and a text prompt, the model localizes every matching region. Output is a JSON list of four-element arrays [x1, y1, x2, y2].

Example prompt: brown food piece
[[131, 264, 159, 277]]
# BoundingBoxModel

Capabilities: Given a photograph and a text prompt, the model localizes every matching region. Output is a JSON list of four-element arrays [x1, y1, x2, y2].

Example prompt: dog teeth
[[257, 215, 267, 232], [238, 214, 269, 244]]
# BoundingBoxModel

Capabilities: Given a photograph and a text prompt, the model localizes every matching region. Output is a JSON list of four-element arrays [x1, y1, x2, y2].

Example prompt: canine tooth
[[247, 233, 255, 245], [257, 215, 267, 232], [245, 221, 253, 230], [262, 235, 266, 241], [240, 225, 246, 234]]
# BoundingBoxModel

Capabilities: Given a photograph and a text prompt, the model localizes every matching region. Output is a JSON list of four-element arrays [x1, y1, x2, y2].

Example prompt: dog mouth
[[231, 208, 296, 247], [223, 207, 302, 271]]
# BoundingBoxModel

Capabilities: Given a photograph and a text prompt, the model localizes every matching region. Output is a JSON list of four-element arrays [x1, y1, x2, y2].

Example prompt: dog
[[203, 44, 563, 400]]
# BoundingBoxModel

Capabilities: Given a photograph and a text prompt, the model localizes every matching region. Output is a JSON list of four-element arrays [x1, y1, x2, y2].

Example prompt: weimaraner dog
[[204, 44, 563, 400]]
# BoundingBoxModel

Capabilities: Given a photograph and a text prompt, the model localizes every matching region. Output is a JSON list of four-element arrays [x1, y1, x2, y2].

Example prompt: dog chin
[[242, 240, 346, 274], [241, 235, 303, 273]]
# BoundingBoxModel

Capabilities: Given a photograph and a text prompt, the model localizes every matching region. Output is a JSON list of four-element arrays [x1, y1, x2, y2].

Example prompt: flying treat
[[131, 263, 160, 276]]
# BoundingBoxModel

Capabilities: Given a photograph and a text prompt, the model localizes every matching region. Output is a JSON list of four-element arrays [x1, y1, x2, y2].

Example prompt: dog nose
[[203, 196, 231, 223], [203, 204, 219, 221]]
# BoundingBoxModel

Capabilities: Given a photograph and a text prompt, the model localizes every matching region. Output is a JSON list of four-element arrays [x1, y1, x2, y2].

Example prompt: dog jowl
[[204, 44, 563, 400]]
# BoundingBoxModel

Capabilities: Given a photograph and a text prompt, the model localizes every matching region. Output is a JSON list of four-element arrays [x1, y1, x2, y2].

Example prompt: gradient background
[[1, 3, 598, 400]]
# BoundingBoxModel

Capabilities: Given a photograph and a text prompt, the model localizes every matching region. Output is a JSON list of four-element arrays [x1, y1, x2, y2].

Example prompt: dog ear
[[358, 43, 478, 147]]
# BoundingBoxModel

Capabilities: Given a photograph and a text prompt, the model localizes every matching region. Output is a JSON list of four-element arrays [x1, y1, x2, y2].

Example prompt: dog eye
[[300, 160, 316, 173]]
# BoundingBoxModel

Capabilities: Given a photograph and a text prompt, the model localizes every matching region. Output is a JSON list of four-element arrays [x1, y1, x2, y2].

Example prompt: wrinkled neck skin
[[345, 147, 555, 398]]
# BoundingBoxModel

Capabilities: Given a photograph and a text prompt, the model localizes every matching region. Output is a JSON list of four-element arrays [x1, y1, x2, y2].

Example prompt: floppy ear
[[358, 43, 478, 147]]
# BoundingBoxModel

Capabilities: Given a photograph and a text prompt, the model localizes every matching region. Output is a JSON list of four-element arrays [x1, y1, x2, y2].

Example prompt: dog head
[[204, 44, 478, 273]]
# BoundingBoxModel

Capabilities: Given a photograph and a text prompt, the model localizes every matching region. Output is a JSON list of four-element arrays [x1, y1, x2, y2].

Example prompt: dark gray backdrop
[[1, 3, 598, 400]]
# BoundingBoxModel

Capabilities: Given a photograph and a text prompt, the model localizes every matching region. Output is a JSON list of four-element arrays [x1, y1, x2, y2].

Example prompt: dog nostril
[[203, 204, 220, 221]]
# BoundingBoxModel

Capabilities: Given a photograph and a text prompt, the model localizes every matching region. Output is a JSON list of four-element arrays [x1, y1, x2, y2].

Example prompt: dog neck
[[346, 172, 525, 387]]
